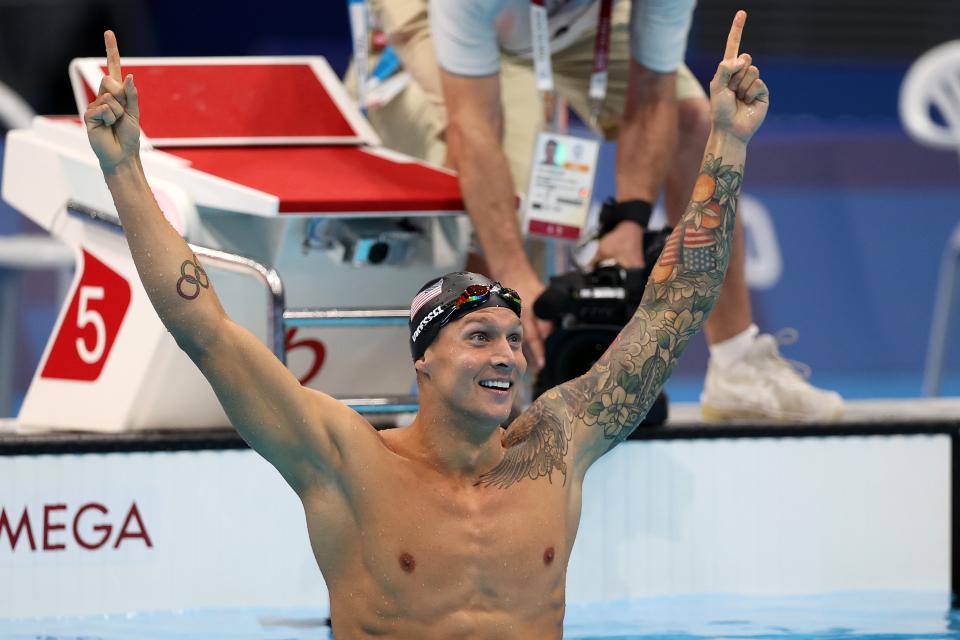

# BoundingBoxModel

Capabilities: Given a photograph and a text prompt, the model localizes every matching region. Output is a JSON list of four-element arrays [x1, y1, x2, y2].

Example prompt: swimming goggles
[[437, 283, 522, 329]]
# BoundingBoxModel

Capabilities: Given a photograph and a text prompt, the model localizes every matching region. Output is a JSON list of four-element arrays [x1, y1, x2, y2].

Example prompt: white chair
[[899, 40, 960, 396]]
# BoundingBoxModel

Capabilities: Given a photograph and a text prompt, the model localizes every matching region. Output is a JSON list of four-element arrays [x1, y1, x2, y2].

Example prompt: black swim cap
[[408, 271, 522, 361]]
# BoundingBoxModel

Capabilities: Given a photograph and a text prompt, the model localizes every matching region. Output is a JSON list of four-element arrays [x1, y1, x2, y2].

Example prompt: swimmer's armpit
[[576, 154, 742, 449], [176, 255, 210, 301]]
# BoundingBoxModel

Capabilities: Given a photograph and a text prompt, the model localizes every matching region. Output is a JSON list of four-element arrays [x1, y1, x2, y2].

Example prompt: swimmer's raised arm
[[479, 11, 768, 488], [572, 10, 766, 466], [85, 31, 364, 493]]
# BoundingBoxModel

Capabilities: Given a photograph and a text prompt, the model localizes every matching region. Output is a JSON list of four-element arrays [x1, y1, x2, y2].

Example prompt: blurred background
[[1, 0, 959, 414]]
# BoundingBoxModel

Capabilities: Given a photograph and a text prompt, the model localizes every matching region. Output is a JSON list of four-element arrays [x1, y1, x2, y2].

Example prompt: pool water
[[3, 592, 958, 639], [563, 593, 959, 639]]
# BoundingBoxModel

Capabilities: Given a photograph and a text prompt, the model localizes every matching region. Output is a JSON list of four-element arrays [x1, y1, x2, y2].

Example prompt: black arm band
[[597, 198, 653, 237]]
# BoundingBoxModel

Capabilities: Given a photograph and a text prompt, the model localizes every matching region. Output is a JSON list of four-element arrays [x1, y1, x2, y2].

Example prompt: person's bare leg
[[665, 96, 752, 345]]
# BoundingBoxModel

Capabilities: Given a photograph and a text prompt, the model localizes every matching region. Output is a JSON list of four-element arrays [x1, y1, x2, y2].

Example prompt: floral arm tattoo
[[480, 155, 742, 488]]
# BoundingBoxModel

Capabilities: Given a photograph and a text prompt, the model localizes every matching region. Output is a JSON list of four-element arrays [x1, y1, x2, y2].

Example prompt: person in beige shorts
[[352, 0, 843, 423], [355, 0, 704, 205]]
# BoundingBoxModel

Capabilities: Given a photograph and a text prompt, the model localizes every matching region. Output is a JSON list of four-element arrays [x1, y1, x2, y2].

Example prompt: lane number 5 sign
[[42, 250, 131, 381]]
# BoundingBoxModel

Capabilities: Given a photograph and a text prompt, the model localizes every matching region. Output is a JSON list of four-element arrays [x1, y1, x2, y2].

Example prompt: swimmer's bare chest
[[300, 438, 582, 638]]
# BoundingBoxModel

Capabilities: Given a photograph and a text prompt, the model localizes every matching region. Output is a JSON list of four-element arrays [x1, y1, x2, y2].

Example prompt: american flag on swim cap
[[410, 279, 443, 319]]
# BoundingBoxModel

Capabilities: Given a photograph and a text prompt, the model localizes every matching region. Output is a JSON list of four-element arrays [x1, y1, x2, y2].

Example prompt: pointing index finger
[[104, 30, 122, 83], [724, 10, 746, 61]]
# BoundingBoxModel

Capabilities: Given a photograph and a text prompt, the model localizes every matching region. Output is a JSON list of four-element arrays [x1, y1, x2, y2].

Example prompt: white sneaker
[[700, 332, 844, 422]]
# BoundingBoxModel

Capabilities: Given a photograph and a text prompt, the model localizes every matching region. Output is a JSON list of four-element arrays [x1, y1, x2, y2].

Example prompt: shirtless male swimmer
[[85, 11, 766, 638]]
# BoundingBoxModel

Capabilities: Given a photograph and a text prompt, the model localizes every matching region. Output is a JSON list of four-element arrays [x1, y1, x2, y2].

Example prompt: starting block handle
[[189, 244, 286, 362], [283, 309, 409, 327]]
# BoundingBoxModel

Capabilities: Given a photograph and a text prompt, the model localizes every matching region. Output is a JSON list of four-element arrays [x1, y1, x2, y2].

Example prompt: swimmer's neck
[[396, 407, 506, 481]]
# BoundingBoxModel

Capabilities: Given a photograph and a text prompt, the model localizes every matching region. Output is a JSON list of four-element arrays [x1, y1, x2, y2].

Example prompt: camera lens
[[368, 241, 389, 264]]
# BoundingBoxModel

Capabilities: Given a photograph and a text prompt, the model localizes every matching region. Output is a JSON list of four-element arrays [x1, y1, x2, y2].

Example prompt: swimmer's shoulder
[[295, 387, 391, 460]]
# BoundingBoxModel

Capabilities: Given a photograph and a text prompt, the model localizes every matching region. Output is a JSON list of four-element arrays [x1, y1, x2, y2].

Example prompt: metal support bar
[[339, 395, 419, 414], [283, 309, 417, 415], [284, 308, 409, 327]]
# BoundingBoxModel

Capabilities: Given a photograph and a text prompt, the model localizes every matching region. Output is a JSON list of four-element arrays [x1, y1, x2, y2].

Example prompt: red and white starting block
[[2, 56, 468, 432]]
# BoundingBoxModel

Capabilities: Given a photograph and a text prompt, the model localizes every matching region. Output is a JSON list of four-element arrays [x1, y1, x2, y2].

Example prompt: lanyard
[[589, 0, 613, 111], [529, 0, 614, 125], [529, 0, 554, 93], [347, 0, 369, 111]]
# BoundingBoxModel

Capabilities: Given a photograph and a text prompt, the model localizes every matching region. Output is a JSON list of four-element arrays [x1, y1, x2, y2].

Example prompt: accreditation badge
[[523, 131, 600, 241]]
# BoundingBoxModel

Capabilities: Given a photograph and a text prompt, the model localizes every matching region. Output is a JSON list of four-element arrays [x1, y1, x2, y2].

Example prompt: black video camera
[[532, 228, 672, 426]]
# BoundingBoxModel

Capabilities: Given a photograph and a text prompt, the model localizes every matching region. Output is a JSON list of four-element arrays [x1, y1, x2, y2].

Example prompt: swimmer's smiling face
[[416, 306, 525, 426]]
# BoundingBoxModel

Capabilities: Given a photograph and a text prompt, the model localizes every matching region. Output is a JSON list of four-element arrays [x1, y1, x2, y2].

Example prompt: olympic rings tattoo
[[176, 256, 209, 300]]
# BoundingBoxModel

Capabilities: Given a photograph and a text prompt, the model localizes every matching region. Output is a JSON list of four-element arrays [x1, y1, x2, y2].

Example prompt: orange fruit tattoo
[[691, 174, 717, 202], [699, 202, 722, 229], [651, 263, 674, 284]]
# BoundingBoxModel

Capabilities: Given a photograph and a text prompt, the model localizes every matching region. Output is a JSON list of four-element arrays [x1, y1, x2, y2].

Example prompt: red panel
[[528, 219, 581, 240], [96, 64, 357, 140], [47, 116, 83, 125], [42, 250, 132, 381], [82, 81, 96, 105], [167, 146, 465, 213]]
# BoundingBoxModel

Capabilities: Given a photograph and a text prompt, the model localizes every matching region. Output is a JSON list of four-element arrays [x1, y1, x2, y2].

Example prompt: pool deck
[[649, 397, 960, 439], [0, 397, 957, 455]]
